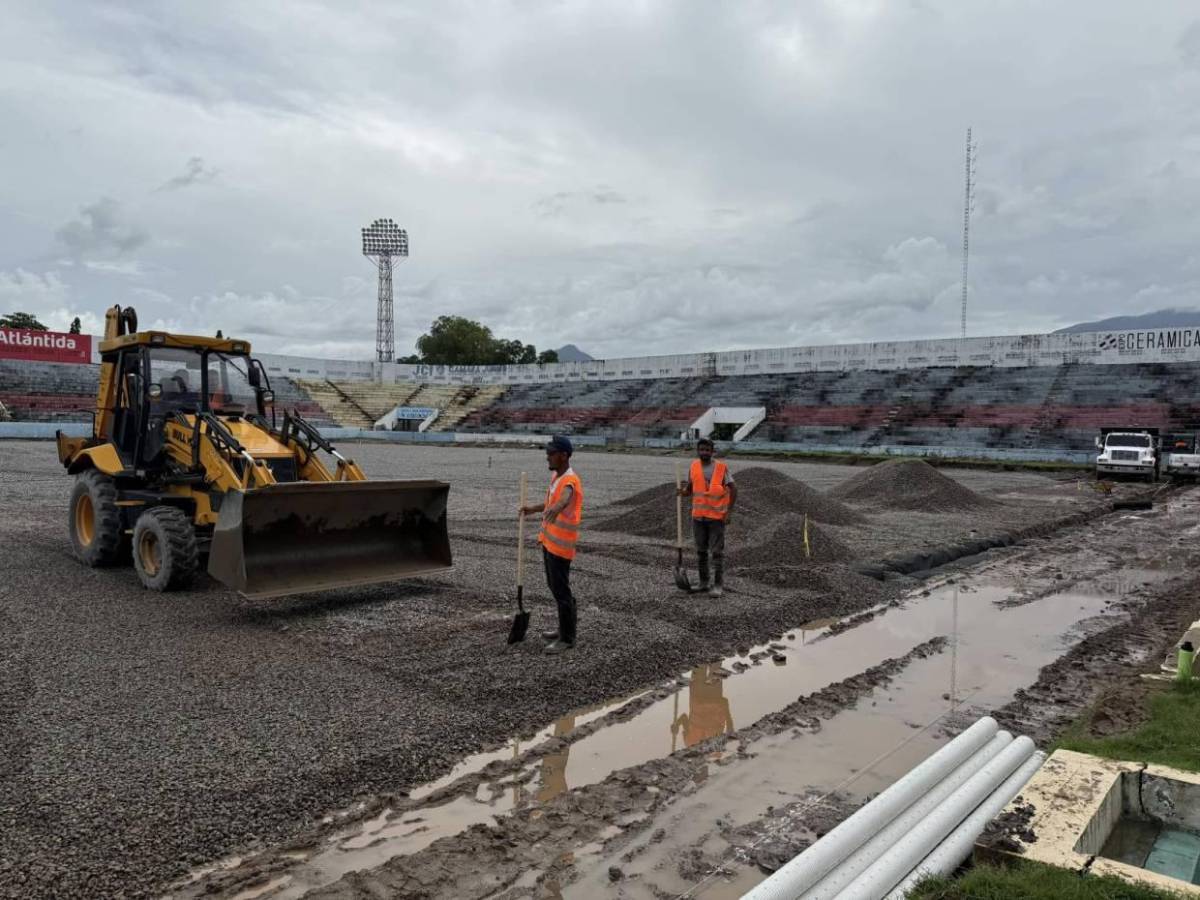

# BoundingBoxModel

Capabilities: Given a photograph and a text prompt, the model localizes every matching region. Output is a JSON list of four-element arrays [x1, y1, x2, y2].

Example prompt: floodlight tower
[[361, 218, 409, 362]]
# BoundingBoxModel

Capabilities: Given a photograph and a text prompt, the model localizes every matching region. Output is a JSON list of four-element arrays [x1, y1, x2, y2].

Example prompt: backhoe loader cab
[[58, 305, 452, 597]]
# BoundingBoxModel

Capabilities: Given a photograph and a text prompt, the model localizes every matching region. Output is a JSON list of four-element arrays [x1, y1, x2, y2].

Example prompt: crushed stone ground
[[0, 441, 1111, 898]]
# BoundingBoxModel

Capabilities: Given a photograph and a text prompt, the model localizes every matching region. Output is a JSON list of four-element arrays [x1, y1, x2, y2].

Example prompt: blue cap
[[546, 435, 573, 455]]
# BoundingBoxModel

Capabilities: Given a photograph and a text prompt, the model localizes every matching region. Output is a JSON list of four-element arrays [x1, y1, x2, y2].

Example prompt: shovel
[[507, 472, 532, 644], [674, 462, 693, 592]]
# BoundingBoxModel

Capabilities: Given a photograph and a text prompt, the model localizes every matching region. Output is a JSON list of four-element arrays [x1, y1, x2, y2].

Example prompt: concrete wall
[[80, 325, 1200, 385]]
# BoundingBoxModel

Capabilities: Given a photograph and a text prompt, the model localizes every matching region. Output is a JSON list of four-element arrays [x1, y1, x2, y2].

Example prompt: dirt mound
[[827, 459, 996, 512], [736, 468, 866, 525], [600, 467, 865, 539], [612, 481, 678, 507], [738, 513, 855, 568]]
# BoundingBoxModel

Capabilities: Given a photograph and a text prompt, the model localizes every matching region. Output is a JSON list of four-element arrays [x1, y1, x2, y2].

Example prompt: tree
[[69, 317, 82, 334], [493, 338, 538, 365], [408, 316, 552, 366], [416, 316, 498, 365], [0, 312, 48, 331], [537, 349, 559, 364]]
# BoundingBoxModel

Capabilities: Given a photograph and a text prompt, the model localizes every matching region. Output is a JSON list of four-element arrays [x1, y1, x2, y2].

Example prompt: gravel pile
[[827, 459, 997, 512], [598, 467, 864, 539], [739, 513, 855, 568], [612, 481, 678, 507]]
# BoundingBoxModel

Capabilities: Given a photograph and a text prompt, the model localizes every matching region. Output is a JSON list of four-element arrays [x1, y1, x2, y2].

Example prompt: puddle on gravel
[[179, 549, 1180, 899]]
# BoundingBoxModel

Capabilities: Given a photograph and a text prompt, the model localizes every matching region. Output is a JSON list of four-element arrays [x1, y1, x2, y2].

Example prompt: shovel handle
[[674, 461, 685, 550], [517, 472, 528, 590]]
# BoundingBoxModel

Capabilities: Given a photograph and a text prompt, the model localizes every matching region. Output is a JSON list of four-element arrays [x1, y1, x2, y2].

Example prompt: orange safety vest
[[539, 469, 584, 560], [690, 459, 730, 521]]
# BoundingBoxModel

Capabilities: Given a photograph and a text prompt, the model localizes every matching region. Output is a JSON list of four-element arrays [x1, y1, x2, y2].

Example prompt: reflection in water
[[799, 617, 840, 644], [949, 586, 959, 711], [538, 716, 575, 803], [672, 665, 736, 749], [506, 664, 744, 807], [526, 665, 738, 807]]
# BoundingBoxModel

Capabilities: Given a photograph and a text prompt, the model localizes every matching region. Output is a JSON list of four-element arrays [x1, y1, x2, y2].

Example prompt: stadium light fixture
[[362, 218, 409, 363]]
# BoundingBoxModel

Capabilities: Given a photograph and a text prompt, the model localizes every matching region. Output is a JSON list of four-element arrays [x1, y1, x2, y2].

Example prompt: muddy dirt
[[977, 800, 1038, 856], [0, 441, 1162, 898], [272, 639, 949, 900], [994, 574, 1200, 745], [168, 489, 1200, 900]]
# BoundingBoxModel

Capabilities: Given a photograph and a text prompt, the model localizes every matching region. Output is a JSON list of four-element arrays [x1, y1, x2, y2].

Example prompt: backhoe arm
[[164, 414, 278, 492]]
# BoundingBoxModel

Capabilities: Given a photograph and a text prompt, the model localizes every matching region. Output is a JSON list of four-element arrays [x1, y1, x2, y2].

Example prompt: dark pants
[[692, 519, 726, 586], [543, 549, 577, 644]]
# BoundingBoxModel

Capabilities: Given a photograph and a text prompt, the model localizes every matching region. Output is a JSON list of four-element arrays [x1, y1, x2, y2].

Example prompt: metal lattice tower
[[960, 128, 977, 339], [361, 218, 409, 362]]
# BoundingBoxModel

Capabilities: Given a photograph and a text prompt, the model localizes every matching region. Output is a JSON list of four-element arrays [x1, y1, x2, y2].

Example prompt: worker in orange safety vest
[[677, 437, 737, 596], [519, 435, 584, 653]]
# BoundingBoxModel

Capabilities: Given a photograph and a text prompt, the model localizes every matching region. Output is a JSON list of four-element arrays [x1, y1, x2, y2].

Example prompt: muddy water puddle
[[181, 514, 1186, 899]]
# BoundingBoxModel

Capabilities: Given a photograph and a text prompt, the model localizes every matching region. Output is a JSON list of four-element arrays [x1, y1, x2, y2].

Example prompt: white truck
[[1161, 432, 1200, 479], [1095, 427, 1159, 481]]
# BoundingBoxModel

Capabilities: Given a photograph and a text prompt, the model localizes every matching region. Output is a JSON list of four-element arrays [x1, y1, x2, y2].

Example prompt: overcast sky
[[2, 2, 1198, 360]]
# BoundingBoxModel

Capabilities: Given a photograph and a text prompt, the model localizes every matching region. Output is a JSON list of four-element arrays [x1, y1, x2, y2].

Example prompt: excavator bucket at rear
[[207, 480, 452, 599]]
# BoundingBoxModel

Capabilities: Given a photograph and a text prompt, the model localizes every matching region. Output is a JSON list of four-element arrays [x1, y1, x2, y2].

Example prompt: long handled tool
[[674, 462, 693, 592], [507, 472, 532, 643]]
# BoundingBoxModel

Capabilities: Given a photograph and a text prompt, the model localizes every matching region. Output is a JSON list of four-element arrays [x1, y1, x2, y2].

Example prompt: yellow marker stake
[[803, 513, 811, 559]]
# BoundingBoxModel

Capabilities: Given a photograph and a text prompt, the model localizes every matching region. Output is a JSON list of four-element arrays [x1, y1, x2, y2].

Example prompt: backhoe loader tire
[[132, 507, 198, 592], [69, 470, 125, 567]]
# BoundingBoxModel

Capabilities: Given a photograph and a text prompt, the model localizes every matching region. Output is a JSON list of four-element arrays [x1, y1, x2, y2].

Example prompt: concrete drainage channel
[[176, 492, 1197, 900]]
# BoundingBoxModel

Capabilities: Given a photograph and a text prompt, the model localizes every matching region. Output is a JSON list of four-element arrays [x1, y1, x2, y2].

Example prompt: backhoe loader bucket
[[208, 480, 451, 598]]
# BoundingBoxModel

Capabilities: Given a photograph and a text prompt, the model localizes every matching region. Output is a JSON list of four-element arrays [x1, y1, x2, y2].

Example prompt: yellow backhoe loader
[[57, 305, 451, 598]]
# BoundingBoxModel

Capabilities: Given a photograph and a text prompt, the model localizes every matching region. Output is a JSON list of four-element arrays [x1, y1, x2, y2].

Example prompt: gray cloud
[[2, 1, 1199, 357], [1179, 21, 1200, 69], [156, 156, 219, 191], [532, 186, 628, 218], [55, 198, 149, 260]]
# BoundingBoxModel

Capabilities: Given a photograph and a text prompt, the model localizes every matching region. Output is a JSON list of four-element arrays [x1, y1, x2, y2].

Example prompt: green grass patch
[[1056, 681, 1200, 774], [908, 860, 1187, 899]]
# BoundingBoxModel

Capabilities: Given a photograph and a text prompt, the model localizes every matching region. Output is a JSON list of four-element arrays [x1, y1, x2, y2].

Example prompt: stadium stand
[[0, 360, 99, 422], [296, 380, 505, 430], [453, 362, 1200, 452], [0, 359, 336, 428], [7, 353, 1200, 455]]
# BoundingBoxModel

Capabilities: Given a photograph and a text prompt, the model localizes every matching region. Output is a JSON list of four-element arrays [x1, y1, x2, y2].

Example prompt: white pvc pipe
[[799, 732, 1015, 900], [830, 736, 1036, 900], [884, 751, 1046, 899], [742, 717, 1000, 900]]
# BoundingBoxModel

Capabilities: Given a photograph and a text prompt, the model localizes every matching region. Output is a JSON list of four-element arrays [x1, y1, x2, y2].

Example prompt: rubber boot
[[697, 553, 710, 592], [710, 559, 724, 597]]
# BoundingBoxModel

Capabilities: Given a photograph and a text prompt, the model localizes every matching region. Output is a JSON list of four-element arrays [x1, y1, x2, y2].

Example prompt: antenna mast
[[960, 128, 977, 339]]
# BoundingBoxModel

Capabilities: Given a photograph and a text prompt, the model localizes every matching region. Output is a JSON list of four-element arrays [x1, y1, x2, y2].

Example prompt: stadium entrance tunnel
[[682, 406, 766, 443]]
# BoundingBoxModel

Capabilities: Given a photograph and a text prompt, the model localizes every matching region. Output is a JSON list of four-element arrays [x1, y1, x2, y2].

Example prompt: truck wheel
[[132, 507, 198, 592], [69, 470, 125, 566]]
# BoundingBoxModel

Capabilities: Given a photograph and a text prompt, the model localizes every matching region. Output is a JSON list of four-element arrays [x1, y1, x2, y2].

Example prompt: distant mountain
[[556, 343, 594, 362], [1055, 309, 1200, 333]]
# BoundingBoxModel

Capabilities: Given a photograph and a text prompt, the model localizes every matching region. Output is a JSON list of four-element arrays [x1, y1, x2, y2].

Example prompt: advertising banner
[[0, 328, 92, 364], [394, 407, 437, 420]]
